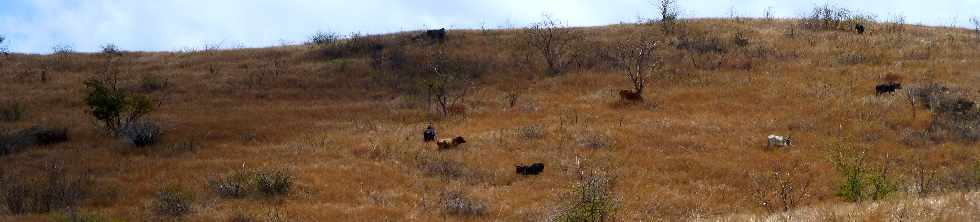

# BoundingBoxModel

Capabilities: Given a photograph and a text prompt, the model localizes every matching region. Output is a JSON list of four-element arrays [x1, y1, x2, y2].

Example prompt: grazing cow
[[875, 83, 901, 95], [423, 124, 436, 142], [413, 28, 447, 43], [619, 89, 643, 102], [767, 135, 791, 148], [436, 136, 466, 150], [855, 24, 865, 34], [516, 163, 545, 175]]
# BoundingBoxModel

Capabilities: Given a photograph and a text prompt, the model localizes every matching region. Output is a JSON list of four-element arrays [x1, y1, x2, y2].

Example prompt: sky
[[0, 0, 977, 54]]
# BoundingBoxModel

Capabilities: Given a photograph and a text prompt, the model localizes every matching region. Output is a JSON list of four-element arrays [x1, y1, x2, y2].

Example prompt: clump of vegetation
[[208, 168, 294, 198], [419, 157, 470, 180], [84, 78, 156, 137], [655, 0, 681, 34], [577, 131, 614, 149], [798, 4, 867, 32], [208, 170, 252, 199], [1, 126, 69, 156], [609, 31, 661, 101], [516, 124, 547, 140], [828, 146, 897, 202], [524, 15, 582, 76], [911, 84, 980, 142], [0, 162, 94, 214], [254, 170, 293, 197], [749, 161, 814, 213], [0, 100, 27, 122], [440, 190, 489, 216], [308, 30, 340, 46], [0, 34, 8, 56], [119, 121, 162, 147], [551, 173, 617, 222], [100, 44, 123, 56], [153, 185, 194, 217], [140, 74, 169, 92]]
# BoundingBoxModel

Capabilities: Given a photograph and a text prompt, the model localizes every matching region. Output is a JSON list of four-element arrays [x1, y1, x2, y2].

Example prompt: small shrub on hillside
[[420, 157, 469, 179], [84, 79, 155, 134], [0, 100, 26, 122], [517, 124, 547, 140], [120, 121, 162, 147], [551, 174, 616, 222], [798, 4, 864, 32], [100, 44, 123, 56], [577, 131, 614, 149], [208, 170, 252, 199], [254, 170, 293, 197], [440, 190, 489, 216], [524, 15, 582, 76], [318, 33, 387, 60], [749, 162, 814, 213], [828, 147, 897, 202], [1, 126, 69, 156], [911, 84, 980, 142], [675, 29, 727, 54], [308, 31, 339, 46], [140, 74, 169, 92], [0, 163, 93, 214], [153, 186, 193, 217]]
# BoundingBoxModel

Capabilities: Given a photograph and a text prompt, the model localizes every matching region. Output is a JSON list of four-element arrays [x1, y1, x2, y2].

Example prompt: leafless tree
[[750, 161, 814, 213], [610, 33, 661, 99], [764, 7, 775, 22], [524, 15, 581, 76], [424, 49, 473, 117], [656, 0, 680, 33]]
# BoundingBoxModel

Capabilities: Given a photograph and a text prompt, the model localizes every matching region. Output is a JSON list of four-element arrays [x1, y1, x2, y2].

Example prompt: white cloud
[[0, 0, 976, 53]]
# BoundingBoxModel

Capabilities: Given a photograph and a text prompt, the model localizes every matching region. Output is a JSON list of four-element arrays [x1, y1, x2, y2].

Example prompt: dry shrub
[[749, 160, 814, 213], [911, 84, 980, 142], [550, 173, 617, 222], [517, 124, 547, 140], [0, 163, 94, 214], [576, 130, 615, 149], [419, 157, 470, 180], [0, 100, 26, 122], [254, 170, 293, 197], [208, 168, 294, 198], [120, 121, 162, 147], [153, 185, 194, 217], [524, 15, 582, 76], [1, 126, 69, 156], [208, 170, 252, 199], [439, 190, 489, 216]]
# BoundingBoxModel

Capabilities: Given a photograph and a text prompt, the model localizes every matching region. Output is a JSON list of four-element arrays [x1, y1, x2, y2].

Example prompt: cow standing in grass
[[423, 124, 436, 142], [516, 163, 545, 175], [437, 136, 466, 150]]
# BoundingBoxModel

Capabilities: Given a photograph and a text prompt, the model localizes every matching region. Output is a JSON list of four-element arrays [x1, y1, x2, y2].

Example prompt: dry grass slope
[[1, 18, 979, 221]]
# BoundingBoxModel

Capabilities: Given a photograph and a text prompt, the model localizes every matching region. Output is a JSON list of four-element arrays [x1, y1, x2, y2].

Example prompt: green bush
[[84, 79, 157, 140], [829, 147, 896, 202]]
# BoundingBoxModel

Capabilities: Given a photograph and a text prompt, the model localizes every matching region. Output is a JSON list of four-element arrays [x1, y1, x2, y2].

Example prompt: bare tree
[[656, 0, 680, 33], [424, 49, 473, 117], [524, 15, 580, 76], [610, 33, 660, 100], [764, 7, 775, 22]]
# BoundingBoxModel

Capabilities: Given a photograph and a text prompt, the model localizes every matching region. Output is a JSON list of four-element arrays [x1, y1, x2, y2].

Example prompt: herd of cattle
[[423, 124, 544, 176]]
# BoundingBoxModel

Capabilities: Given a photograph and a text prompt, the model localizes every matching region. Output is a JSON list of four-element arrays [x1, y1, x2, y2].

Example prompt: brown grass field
[[1, 18, 979, 221]]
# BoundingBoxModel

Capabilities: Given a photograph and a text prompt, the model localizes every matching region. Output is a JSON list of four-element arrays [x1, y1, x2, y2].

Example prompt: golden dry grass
[[1, 19, 979, 221]]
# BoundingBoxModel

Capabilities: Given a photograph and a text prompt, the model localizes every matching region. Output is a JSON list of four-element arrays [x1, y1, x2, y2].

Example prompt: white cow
[[767, 135, 792, 148]]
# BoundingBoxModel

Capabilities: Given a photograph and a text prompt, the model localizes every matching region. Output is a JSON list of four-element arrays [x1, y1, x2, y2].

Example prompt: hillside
[[1, 18, 979, 221]]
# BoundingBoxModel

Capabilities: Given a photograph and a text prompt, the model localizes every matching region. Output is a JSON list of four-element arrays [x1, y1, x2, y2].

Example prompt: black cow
[[423, 125, 436, 142], [855, 24, 865, 34], [875, 82, 901, 95], [516, 163, 545, 175], [425, 28, 447, 41]]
